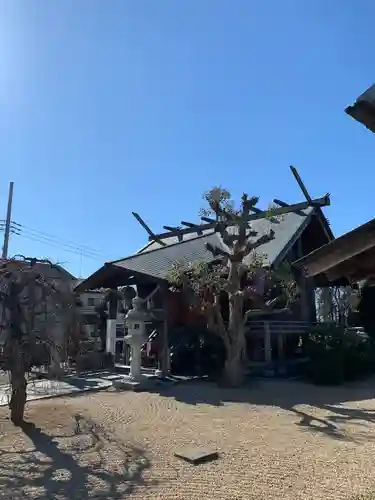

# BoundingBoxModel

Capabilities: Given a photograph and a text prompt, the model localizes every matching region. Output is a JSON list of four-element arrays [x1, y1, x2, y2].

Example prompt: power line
[[16, 227, 108, 259], [0, 219, 114, 262], [14, 232, 106, 261], [11, 221, 110, 258], [2, 220, 112, 259]]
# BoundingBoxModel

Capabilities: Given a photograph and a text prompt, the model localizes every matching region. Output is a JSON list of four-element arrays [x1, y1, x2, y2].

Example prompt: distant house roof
[[36, 262, 76, 281], [75, 207, 331, 293], [0, 260, 76, 282]]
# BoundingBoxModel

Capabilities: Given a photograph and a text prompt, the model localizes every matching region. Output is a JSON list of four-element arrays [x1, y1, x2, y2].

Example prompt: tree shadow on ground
[[62, 375, 108, 391], [26, 376, 106, 396], [0, 415, 153, 499], [152, 377, 375, 443]]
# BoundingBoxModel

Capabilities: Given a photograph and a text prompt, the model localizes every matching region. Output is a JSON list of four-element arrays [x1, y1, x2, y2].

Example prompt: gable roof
[[75, 207, 332, 293], [123, 207, 315, 280], [138, 207, 333, 256]]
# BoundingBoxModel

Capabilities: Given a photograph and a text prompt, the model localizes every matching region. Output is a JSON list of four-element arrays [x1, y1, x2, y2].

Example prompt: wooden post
[[2, 181, 14, 259], [297, 238, 309, 321], [106, 290, 118, 357], [277, 332, 286, 375], [161, 318, 170, 375], [107, 290, 118, 320], [160, 283, 170, 377], [264, 321, 272, 364]]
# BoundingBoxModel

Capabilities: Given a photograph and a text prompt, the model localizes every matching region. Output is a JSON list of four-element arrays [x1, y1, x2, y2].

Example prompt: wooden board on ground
[[174, 446, 219, 465]]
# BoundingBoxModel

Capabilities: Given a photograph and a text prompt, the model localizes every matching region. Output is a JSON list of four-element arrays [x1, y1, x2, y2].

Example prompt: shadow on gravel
[[0, 415, 154, 499], [151, 377, 375, 443]]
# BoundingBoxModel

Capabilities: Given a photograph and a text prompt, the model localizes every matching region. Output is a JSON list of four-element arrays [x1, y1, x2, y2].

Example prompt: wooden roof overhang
[[345, 94, 375, 134], [294, 219, 375, 286], [73, 262, 164, 293]]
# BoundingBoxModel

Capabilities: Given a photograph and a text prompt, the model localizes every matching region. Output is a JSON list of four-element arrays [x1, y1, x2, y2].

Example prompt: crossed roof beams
[[132, 166, 330, 244]]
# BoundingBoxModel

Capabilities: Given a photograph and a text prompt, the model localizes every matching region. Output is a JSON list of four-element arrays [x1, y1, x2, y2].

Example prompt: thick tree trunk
[[100, 328, 106, 352], [48, 344, 63, 379], [223, 346, 244, 386], [221, 283, 248, 387], [9, 346, 27, 426], [222, 332, 247, 387]]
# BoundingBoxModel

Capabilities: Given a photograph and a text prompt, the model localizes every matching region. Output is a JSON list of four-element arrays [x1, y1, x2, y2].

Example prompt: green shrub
[[305, 323, 374, 385]]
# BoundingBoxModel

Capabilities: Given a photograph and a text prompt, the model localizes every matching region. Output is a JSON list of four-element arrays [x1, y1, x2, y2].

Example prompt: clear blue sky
[[1, 0, 374, 278]]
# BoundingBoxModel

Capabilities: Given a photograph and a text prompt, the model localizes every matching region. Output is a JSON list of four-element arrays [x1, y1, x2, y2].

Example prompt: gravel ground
[[2, 378, 375, 499]]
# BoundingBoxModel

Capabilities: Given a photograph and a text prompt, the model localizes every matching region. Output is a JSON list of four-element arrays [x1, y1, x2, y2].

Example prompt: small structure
[[345, 83, 375, 134]]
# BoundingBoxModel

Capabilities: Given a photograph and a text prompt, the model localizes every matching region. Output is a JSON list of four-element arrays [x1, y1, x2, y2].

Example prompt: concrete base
[[112, 375, 157, 392]]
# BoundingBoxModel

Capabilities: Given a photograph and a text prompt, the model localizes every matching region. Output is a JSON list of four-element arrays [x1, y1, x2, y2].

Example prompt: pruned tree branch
[[244, 230, 275, 255], [205, 242, 230, 259]]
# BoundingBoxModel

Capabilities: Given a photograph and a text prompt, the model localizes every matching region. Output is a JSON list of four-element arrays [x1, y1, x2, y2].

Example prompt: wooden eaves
[[294, 218, 375, 285], [345, 83, 375, 134]]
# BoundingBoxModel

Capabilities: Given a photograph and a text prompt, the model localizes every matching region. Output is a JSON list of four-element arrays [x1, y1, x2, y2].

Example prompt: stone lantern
[[124, 294, 151, 381]]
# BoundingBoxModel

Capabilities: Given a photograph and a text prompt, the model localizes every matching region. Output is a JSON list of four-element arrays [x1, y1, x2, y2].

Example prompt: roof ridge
[[106, 231, 215, 266], [109, 210, 313, 267]]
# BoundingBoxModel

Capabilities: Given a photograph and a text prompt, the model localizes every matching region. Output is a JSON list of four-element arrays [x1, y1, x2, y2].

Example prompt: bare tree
[[0, 257, 78, 425], [168, 188, 297, 387]]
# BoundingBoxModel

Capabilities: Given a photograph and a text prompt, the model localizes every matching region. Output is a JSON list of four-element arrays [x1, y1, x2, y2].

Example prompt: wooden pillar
[[106, 290, 118, 357], [297, 238, 309, 322], [277, 332, 286, 375], [307, 277, 317, 323], [277, 333, 284, 362], [160, 283, 170, 377], [264, 321, 272, 364]]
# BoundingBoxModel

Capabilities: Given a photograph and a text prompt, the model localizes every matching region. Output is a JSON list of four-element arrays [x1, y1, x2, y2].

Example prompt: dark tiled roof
[[32, 262, 76, 281], [114, 233, 215, 280], [110, 208, 315, 281]]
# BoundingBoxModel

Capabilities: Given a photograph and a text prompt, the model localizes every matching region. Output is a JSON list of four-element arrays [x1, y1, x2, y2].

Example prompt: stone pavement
[[0, 372, 122, 407]]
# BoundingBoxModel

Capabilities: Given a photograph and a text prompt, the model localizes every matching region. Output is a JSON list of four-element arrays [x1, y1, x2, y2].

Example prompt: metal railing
[[245, 320, 314, 367], [245, 320, 313, 338]]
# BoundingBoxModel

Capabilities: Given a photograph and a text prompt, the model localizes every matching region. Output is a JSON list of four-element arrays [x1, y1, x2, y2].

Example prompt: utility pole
[[2, 182, 14, 259]]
